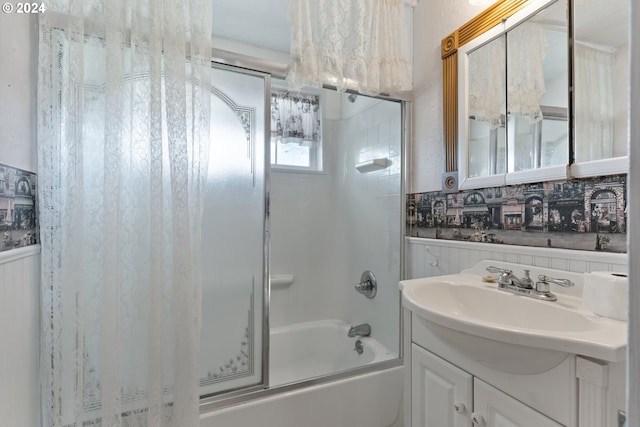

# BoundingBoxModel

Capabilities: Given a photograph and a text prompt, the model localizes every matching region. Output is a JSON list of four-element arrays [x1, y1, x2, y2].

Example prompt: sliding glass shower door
[[199, 64, 268, 396]]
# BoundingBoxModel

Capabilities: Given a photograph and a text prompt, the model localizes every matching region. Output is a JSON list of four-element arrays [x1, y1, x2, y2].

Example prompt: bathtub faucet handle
[[355, 270, 377, 299], [348, 323, 371, 337]]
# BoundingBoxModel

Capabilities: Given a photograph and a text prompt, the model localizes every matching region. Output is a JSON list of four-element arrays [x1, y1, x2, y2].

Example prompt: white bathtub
[[270, 319, 397, 386], [200, 319, 403, 427]]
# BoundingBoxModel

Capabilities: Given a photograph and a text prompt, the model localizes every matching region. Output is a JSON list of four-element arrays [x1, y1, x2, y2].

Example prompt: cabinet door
[[473, 378, 563, 427], [411, 344, 473, 427]]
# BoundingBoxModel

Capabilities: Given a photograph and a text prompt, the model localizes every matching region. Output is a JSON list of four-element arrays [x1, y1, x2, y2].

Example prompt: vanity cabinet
[[405, 311, 626, 427], [401, 263, 627, 427], [411, 344, 561, 427]]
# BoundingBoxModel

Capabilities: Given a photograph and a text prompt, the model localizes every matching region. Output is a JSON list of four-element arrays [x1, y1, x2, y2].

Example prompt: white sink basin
[[401, 261, 627, 372], [412, 281, 601, 333]]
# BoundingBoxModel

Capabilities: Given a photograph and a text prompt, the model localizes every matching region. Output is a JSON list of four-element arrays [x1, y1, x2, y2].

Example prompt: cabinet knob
[[453, 401, 466, 414], [471, 412, 485, 426]]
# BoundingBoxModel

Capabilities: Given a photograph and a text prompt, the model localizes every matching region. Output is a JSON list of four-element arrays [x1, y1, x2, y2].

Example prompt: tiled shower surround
[[407, 175, 627, 253]]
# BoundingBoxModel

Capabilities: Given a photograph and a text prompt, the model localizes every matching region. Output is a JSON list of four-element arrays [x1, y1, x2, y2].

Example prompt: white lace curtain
[[270, 91, 321, 146], [37, 1, 211, 426], [468, 36, 506, 128], [287, 0, 416, 95], [574, 43, 615, 162], [468, 22, 547, 127], [507, 22, 548, 122]]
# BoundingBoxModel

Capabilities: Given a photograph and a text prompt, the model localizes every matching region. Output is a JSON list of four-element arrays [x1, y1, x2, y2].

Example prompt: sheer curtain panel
[[507, 22, 548, 123], [468, 36, 506, 128], [287, 0, 416, 95], [37, 1, 212, 426], [574, 43, 615, 162]]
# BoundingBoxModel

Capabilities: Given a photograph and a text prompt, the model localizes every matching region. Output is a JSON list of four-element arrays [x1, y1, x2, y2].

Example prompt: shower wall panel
[[336, 97, 403, 355]]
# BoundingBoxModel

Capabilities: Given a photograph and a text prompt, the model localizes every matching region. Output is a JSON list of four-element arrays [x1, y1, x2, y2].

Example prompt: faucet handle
[[486, 266, 513, 286], [486, 266, 512, 275], [355, 270, 377, 299], [537, 275, 575, 288]]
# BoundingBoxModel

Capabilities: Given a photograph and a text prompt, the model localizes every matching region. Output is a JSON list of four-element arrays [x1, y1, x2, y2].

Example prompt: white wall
[[411, 0, 485, 193], [0, 11, 40, 427], [0, 13, 37, 172], [406, 237, 627, 280], [0, 248, 40, 427], [628, 2, 639, 424], [269, 119, 348, 327]]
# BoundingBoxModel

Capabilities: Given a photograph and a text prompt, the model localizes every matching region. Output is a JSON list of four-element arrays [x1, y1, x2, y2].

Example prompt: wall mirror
[[442, 0, 629, 191], [571, 0, 629, 177]]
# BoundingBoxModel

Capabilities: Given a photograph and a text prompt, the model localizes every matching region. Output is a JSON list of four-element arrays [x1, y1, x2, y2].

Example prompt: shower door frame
[[200, 54, 410, 412]]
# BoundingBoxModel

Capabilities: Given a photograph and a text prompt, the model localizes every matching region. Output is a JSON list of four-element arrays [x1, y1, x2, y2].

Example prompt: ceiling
[[574, 0, 629, 49], [212, 0, 292, 53]]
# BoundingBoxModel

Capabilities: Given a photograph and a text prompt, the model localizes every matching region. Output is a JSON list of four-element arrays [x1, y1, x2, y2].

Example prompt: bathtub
[[270, 319, 397, 386], [200, 319, 403, 427]]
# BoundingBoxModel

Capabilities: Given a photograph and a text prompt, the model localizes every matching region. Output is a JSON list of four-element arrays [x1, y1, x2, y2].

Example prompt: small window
[[270, 90, 322, 171]]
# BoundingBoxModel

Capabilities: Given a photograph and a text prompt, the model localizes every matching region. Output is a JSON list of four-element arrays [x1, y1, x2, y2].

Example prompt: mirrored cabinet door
[[459, 0, 569, 189], [506, 0, 568, 175], [572, 0, 629, 176], [467, 34, 507, 179]]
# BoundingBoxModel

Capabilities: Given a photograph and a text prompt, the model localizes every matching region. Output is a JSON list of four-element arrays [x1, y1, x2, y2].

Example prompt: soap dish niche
[[356, 158, 390, 173]]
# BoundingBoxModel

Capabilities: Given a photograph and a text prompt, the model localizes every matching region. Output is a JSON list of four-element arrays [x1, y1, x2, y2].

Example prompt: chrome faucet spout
[[486, 266, 532, 289], [348, 323, 371, 337], [511, 270, 533, 289]]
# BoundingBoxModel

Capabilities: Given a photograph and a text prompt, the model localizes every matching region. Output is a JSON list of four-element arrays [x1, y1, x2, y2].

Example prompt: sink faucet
[[348, 323, 371, 337], [486, 266, 533, 289], [486, 267, 574, 301]]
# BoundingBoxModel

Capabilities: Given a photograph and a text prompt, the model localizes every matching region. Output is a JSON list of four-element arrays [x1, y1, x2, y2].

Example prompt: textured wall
[[0, 12, 40, 427], [411, 0, 485, 193], [0, 13, 37, 172]]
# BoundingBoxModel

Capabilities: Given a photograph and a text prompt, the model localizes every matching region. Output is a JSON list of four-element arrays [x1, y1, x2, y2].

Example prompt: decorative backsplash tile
[[406, 175, 627, 253], [0, 164, 38, 251]]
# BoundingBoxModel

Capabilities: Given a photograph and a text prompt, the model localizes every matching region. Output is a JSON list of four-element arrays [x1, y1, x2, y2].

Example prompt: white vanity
[[400, 261, 627, 427]]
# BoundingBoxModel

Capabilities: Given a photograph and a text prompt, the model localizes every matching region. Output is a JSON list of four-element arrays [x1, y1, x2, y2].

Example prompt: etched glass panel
[[200, 65, 266, 396]]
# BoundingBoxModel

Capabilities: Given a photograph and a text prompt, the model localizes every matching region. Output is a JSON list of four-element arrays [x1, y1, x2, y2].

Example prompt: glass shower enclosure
[[200, 63, 404, 398]]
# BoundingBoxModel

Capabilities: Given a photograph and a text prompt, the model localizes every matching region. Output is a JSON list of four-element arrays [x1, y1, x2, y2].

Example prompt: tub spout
[[348, 323, 371, 337]]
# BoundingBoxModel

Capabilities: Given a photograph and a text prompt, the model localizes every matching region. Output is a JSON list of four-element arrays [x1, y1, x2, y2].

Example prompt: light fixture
[[347, 93, 358, 103], [468, 0, 493, 6]]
